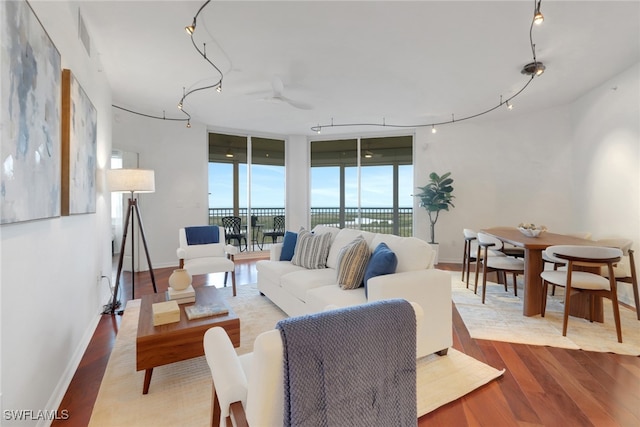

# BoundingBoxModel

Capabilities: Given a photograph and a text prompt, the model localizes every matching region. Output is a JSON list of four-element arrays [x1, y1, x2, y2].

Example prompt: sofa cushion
[[291, 230, 332, 269], [305, 285, 367, 313], [256, 260, 307, 287], [281, 269, 339, 302], [336, 237, 371, 289], [371, 234, 433, 272], [279, 231, 298, 261], [364, 242, 398, 296]]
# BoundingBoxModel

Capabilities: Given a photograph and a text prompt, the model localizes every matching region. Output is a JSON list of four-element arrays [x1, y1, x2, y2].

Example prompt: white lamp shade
[[107, 169, 155, 193]]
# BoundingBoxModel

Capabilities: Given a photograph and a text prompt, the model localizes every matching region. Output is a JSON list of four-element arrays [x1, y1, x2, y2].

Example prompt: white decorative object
[[517, 223, 547, 238], [168, 268, 192, 291]]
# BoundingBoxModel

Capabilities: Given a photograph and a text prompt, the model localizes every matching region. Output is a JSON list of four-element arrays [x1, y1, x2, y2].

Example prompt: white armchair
[[204, 301, 424, 427], [177, 226, 239, 296]]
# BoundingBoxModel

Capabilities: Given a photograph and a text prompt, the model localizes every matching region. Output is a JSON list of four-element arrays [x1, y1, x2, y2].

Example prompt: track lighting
[[534, 0, 544, 25], [186, 120, 191, 128], [185, 19, 196, 35], [521, 61, 545, 76], [178, 102, 183, 110], [217, 83, 222, 93], [310, 0, 546, 133]]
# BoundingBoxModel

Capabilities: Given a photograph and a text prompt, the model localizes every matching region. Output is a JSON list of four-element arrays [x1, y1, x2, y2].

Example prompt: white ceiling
[[77, 0, 640, 137]]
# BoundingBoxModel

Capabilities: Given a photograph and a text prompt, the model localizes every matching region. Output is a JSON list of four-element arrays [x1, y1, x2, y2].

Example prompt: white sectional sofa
[[256, 225, 452, 357]]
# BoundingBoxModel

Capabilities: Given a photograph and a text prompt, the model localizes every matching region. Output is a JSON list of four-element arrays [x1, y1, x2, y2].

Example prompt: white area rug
[[452, 276, 640, 356], [89, 284, 503, 426]]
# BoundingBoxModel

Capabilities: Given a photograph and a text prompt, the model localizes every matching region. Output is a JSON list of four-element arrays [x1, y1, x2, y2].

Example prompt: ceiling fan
[[254, 76, 313, 110]]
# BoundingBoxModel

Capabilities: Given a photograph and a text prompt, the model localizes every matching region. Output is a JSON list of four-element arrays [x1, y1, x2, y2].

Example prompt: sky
[[208, 163, 414, 208]]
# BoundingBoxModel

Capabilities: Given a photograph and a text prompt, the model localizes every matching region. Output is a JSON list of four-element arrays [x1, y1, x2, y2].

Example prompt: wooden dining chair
[[475, 232, 525, 304], [595, 238, 639, 321], [461, 229, 478, 288], [542, 232, 592, 295], [540, 245, 624, 343]]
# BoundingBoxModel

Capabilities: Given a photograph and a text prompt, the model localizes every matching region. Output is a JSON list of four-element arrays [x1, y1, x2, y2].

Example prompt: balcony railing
[[208, 207, 413, 250]]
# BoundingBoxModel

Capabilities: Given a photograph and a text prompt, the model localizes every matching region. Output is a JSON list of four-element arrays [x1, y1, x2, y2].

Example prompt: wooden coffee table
[[136, 285, 240, 394]]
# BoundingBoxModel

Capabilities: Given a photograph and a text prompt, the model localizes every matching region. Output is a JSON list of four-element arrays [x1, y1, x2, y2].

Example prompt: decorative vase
[[168, 268, 192, 291]]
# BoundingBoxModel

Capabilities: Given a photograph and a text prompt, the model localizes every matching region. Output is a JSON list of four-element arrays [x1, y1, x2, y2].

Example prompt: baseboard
[[40, 311, 102, 427]]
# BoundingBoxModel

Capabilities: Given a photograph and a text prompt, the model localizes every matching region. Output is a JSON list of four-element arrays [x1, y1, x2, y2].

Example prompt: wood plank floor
[[53, 257, 640, 427]]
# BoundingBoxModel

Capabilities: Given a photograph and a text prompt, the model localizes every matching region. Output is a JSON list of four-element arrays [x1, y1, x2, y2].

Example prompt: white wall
[[413, 104, 574, 262], [112, 110, 208, 270], [0, 1, 112, 424], [570, 63, 640, 303]]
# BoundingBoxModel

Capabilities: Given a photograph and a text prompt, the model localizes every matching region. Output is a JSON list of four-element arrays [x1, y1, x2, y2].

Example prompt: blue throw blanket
[[185, 226, 219, 245], [276, 299, 417, 427]]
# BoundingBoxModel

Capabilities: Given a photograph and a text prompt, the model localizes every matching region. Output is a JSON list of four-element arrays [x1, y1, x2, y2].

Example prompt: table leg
[[523, 249, 544, 316], [143, 368, 153, 394]]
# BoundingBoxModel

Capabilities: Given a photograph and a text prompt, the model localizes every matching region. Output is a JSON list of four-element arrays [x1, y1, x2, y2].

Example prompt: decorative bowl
[[517, 226, 546, 237]]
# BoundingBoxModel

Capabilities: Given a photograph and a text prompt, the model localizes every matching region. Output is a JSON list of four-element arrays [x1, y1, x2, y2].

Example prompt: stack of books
[[166, 285, 195, 304], [185, 302, 229, 320]]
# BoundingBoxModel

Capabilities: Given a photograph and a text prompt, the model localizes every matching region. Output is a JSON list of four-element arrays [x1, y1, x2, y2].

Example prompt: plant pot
[[429, 243, 439, 265], [168, 268, 192, 291]]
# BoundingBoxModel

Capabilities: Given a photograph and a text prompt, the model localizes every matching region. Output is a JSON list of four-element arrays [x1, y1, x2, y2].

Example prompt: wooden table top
[[137, 285, 238, 340], [482, 227, 594, 250]]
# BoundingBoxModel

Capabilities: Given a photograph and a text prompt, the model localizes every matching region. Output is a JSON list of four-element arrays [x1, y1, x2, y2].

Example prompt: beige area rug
[[451, 276, 640, 356], [89, 284, 503, 426]]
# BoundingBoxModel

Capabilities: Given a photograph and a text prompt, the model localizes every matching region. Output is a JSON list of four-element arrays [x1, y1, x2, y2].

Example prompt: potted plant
[[415, 172, 455, 249]]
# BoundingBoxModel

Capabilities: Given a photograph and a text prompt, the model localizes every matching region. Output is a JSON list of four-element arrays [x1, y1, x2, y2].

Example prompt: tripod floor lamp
[[106, 168, 157, 315]]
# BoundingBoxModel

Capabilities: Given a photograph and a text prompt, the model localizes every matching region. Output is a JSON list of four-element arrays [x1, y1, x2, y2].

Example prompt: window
[[208, 133, 285, 250], [310, 135, 413, 236]]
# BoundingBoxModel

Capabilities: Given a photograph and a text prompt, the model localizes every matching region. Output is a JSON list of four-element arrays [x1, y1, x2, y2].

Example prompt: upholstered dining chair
[[595, 238, 639, 321], [177, 226, 238, 296], [542, 232, 592, 296], [261, 215, 285, 247], [221, 216, 247, 251], [475, 232, 525, 304], [540, 245, 624, 342]]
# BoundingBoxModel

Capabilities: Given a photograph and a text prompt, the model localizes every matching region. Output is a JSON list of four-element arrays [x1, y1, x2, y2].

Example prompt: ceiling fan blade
[[271, 75, 285, 97], [281, 96, 313, 110]]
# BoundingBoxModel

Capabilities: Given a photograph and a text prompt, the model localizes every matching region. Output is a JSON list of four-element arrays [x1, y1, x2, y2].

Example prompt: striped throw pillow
[[291, 230, 332, 269], [336, 237, 371, 289]]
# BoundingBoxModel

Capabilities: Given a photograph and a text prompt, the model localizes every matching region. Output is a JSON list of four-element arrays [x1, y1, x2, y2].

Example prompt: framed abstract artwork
[[1, 0, 62, 224], [61, 69, 97, 215]]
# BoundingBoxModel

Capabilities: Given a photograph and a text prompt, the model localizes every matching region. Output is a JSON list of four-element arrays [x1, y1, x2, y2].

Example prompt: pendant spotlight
[[533, 0, 544, 25]]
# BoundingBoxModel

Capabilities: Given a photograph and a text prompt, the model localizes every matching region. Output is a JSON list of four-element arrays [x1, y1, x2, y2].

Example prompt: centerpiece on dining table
[[518, 223, 547, 237]]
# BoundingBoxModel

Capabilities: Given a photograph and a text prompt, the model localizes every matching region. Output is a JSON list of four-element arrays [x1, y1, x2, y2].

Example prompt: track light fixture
[[177, 0, 223, 128], [185, 19, 196, 35], [521, 61, 546, 76], [534, 0, 544, 25], [310, 0, 546, 134]]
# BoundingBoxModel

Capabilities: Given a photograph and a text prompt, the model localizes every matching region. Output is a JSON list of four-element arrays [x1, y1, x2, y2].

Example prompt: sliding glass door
[[208, 132, 285, 251], [310, 135, 413, 236]]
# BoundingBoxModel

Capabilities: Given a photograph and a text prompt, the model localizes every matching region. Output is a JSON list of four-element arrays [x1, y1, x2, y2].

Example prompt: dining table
[[482, 227, 603, 320]]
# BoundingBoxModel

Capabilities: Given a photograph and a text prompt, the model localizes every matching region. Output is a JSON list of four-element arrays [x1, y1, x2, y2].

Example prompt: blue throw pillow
[[364, 242, 398, 296], [280, 231, 298, 261]]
